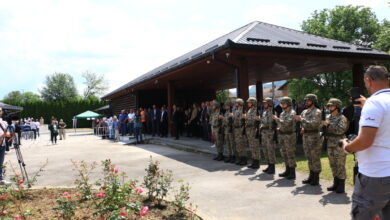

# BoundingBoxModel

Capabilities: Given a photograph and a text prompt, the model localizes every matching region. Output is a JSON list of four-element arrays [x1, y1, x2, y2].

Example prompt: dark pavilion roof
[[103, 21, 390, 99], [0, 102, 23, 112]]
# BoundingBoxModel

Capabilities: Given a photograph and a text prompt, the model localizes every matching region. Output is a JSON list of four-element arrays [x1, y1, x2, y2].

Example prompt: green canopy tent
[[73, 110, 103, 132]]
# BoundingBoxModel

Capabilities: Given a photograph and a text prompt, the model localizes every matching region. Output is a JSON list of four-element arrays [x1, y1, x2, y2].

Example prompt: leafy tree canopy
[[40, 72, 78, 102]]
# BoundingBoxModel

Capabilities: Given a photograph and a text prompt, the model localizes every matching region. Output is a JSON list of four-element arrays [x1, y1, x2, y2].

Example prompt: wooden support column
[[167, 81, 174, 136], [256, 80, 263, 103], [352, 63, 365, 94], [237, 58, 249, 101]]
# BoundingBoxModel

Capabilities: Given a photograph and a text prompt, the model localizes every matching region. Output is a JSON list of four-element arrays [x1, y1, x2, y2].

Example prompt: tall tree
[[2, 91, 40, 104], [40, 73, 78, 101], [82, 71, 108, 99], [289, 5, 383, 105]]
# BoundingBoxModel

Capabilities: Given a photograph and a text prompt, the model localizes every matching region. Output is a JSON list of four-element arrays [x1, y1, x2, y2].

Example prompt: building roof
[[0, 102, 23, 112], [103, 21, 390, 99]]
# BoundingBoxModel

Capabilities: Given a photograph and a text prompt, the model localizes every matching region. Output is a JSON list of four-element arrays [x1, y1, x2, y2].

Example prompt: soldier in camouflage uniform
[[210, 100, 224, 161], [222, 101, 237, 163], [261, 97, 276, 174], [323, 98, 349, 193], [245, 97, 261, 169], [233, 98, 248, 165], [295, 94, 323, 186], [273, 96, 297, 179]]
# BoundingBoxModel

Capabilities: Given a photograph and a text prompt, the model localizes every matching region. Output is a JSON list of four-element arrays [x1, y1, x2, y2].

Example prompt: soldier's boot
[[302, 171, 313, 184], [266, 164, 275, 174], [250, 160, 260, 169], [279, 166, 290, 177], [309, 172, 320, 186], [229, 156, 236, 164], [247, 159, 254, 168], [287, 168, 296, 180], [262, 164, 270, 173], [216, 153, 224, 161], [224, 155, 232, 163], [213, 154, 219, 160], [327, 177, 339, 191], [238, 157, 247, 166], [335, 179, 345, 194]]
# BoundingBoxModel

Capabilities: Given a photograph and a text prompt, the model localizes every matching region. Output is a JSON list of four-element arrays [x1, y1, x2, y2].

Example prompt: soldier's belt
[[326, 133, 344, 137], [304, 130, 319, 134], [278, 131, 294, 135]]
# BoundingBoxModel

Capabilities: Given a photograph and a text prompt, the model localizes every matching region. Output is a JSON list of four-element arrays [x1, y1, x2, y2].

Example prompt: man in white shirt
[[343, 66, 390, 220], [128, 109, 135, 137], [0, 108, 10, 185]]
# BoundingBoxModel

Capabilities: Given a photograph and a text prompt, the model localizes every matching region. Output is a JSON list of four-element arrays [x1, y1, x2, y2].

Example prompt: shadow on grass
[[291, 184, 324, 195], [266, 178, 296, 188], [319, 192, 351, 206]]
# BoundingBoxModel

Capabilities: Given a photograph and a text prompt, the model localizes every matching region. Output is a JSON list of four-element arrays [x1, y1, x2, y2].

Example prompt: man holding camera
[[342, 66, 390, 219], [0, 108, 10, 185]]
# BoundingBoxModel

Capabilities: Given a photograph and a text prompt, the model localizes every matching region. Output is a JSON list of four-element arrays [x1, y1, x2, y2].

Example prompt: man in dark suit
[[160, 106, 168, 137], [151, 105, 161, 137], [172, 105, 180, 140], [201, 102, 210, 141]]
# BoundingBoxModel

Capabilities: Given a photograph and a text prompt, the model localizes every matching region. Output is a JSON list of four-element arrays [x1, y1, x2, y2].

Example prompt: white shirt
[[30, 122, 38, 129], [357, 88, 390, 177], [128, 113, 135, 122], [0, 119, 8, 147]]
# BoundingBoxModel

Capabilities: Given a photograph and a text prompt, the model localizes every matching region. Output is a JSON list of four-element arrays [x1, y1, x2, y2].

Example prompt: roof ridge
[[233, 21, 259, 43], [253, 20, 381, 51]]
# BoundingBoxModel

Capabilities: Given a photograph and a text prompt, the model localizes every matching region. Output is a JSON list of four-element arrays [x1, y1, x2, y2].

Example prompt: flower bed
[[0, 157, 200, 220]]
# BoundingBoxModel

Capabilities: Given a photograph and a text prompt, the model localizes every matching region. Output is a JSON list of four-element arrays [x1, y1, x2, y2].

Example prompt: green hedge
[[16, 100, 106, 128]]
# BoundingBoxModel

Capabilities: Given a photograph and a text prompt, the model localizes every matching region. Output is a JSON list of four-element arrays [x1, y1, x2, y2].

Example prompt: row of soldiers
[[209, 94, 348, 193]]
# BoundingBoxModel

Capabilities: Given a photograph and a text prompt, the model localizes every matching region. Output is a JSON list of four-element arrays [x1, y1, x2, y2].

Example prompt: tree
[[2, 91, 40, 104], [289, 5, 383, 105], [216, 90, 229, 103], [374, 19, 390, 53], [82, 71, 108, 99], [40, 73, 78, 101]]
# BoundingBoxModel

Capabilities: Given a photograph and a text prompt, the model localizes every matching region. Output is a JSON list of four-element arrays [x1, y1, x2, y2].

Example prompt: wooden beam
[[352, 63, 365, 94], [167, 81, 175, 136], [237, 58, 249, 101], [256, 80, 263, 102]]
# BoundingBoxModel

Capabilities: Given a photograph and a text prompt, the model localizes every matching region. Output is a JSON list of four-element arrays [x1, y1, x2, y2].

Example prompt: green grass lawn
[[274, 152, 356, 186]]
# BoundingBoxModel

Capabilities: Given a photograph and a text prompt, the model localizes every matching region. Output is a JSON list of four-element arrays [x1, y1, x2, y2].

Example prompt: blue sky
[[0, 0, 389, 97]]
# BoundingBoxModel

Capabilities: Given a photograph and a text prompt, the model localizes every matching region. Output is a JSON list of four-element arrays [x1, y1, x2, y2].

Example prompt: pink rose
[[140, 206, 148, 216], [135, 187, 143, 194], [2, 210, 8, 215], [13, 215, 22, 219], [18, 180, 23, 185]]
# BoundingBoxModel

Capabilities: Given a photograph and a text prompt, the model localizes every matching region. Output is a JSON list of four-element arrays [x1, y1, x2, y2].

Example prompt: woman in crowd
[[134, 110, 143, 144]]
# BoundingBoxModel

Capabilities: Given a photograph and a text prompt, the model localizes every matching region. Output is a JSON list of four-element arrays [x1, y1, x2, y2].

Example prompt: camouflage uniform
[[223, 110, 236, 158], [210, 110, 223, 154], [276, 107, 297, 168], [261, 108, 276, 164], [246, 107, 261, 161], [233, 107, 246, 158], [326, 113, 348, 179]]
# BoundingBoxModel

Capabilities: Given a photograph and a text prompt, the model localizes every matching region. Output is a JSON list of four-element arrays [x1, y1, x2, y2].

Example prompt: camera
[[338, 134, 357, 148]]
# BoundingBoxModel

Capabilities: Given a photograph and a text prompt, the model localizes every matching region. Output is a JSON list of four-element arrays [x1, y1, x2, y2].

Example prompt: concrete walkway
[[7, 131, 352, 220]]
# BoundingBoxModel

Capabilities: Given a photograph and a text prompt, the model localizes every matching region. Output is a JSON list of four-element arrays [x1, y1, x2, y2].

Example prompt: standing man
[[233, 98, 247, 165], [245, 97, 261, 169], [210, 101, 224, 161], [323, 98, 348, 193], [119, 110, 128, 136], [30, 119, 38, 140], [172, 105, 180, 140], [295, 94, 322, 186], [160, 106, 168, 137], [201, 102, 210, 141], [58, 119, 67, 140], [128, 109, 135, 137], [273, 97, 297, 179], [151, 105, 160, 137], [222, 101, 236, 163], [342, 66, 390, 219], [0, 108, 10, 184], [261, 98, 276, 174]]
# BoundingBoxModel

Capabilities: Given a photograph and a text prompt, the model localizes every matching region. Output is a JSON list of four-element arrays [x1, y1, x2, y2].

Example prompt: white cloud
[[342, 0, 387, 8], [243, 4, 305, 30]]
